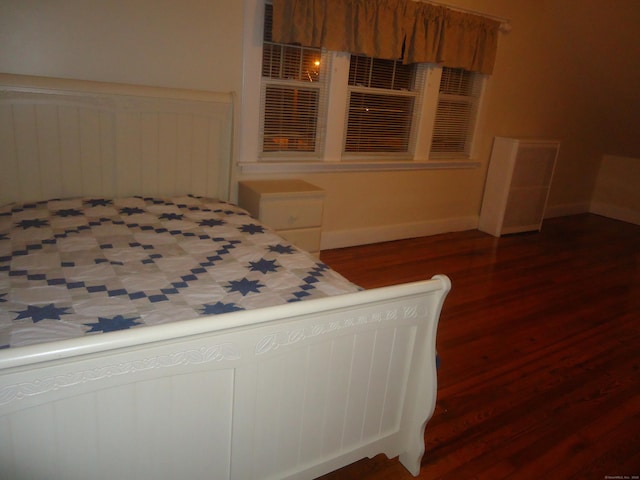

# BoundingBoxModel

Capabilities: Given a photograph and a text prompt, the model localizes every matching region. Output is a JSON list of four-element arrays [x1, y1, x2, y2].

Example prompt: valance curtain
[[271, 0, 501, 74]]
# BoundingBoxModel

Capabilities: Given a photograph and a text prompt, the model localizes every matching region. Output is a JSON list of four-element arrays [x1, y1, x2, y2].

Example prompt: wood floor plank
[[318, 214, 640, 479]]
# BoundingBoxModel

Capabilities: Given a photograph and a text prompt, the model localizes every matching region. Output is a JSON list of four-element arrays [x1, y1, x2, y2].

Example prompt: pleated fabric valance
[[271, 0, 501, 74]]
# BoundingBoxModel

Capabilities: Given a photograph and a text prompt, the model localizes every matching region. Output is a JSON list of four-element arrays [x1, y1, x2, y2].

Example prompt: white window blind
[[430, 67, 483, 159], [345, 55, 422, 155], [260, 3, 325, 156]]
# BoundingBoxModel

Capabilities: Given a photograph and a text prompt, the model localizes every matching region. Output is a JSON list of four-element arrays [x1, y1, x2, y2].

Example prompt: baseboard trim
[[589, 202, 640, 226], [544, 202, 590, 218], [319, 203, 639, 250], [321, 216, 479, 250]]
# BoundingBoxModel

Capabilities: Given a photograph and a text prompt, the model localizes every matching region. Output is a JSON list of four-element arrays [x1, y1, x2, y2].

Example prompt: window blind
[[260, 3, 325, 155], [345, 56, 422, 154], [430, 67, 482, 159]]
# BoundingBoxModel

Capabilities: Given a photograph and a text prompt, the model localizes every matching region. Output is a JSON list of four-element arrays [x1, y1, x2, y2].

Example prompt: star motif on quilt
[[84, 198, 113, 207], [159, 213, 184, 221], [267, 244, 295, 254], [226, 277, 265, 296], [239, 224, 265, 235], [200, 301, 244, 315], [15, 218, 49, 229], [199, 218, 225, 227], [13, 303, 70, 322], [55, 208, 84, 217], [119, 207, 146, 216], [249, 258, 279, 274], [84, 315, 142, 333]]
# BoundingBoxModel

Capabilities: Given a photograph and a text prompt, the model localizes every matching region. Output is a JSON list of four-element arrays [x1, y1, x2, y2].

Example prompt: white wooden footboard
[[0, 275, 449, 480]]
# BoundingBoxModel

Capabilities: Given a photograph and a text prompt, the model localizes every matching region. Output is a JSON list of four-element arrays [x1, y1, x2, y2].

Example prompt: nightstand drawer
[[260, 197, 323, 230], [237, 179, 325, 254], [278, 227, 322, 253]]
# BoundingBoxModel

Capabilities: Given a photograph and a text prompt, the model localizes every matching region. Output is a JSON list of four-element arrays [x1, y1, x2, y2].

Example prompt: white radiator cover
[[479, 136, 560, 237]]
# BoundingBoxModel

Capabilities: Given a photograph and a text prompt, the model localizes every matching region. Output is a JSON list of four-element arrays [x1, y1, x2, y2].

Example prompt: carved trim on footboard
[[255, 301, 424, 355], [0, 342, 241, 408]]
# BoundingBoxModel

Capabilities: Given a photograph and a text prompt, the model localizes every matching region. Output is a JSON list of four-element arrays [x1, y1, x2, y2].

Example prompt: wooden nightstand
[[237, 179, 325, 255]]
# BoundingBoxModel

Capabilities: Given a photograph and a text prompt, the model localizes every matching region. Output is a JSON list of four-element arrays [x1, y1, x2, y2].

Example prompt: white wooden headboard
[[0, 74, 234, 205]]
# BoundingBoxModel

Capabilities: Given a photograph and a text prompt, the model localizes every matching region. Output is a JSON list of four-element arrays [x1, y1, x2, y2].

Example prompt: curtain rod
[[417, 0, 512, 32]]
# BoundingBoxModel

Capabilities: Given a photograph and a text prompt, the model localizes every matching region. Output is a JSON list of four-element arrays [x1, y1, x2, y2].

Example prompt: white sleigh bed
[[0, 73, 450, 480]]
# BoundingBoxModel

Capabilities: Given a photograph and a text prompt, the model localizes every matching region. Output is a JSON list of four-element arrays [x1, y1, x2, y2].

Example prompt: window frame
[[342, 55, 424, 159], [259, 64, 328, 159], [430, 67, 486, 160], [239, 0, 485, 174], [259, 5, 328, 159]]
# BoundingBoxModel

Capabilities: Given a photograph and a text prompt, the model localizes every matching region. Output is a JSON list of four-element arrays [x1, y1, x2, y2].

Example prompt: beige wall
[[591, 155, 640, 224], [1, 0, 639, 245], [0, 0, 243, 92], [298, 0, 640, 241]]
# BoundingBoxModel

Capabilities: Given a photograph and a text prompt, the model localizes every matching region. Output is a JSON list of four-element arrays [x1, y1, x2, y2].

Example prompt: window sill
[[238, 160, 481, 174]]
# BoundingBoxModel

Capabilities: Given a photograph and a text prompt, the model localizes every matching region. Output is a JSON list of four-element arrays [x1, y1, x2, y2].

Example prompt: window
[[345, 56, 424, 155], [260, 4, 325, 156], [430, 67, 483, 159], [243, 1, 486, 170]]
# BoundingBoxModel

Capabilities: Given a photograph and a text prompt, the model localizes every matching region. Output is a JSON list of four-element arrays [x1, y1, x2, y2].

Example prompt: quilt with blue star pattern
[[0, 196, 360, 348]]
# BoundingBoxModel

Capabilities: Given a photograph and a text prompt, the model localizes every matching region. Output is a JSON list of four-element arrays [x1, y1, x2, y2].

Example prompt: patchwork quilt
[[0, 196, 360, 349]]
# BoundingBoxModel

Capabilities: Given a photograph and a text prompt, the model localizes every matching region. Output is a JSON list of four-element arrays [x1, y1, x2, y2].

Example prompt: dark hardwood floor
[[318, 214, 640, 480]]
